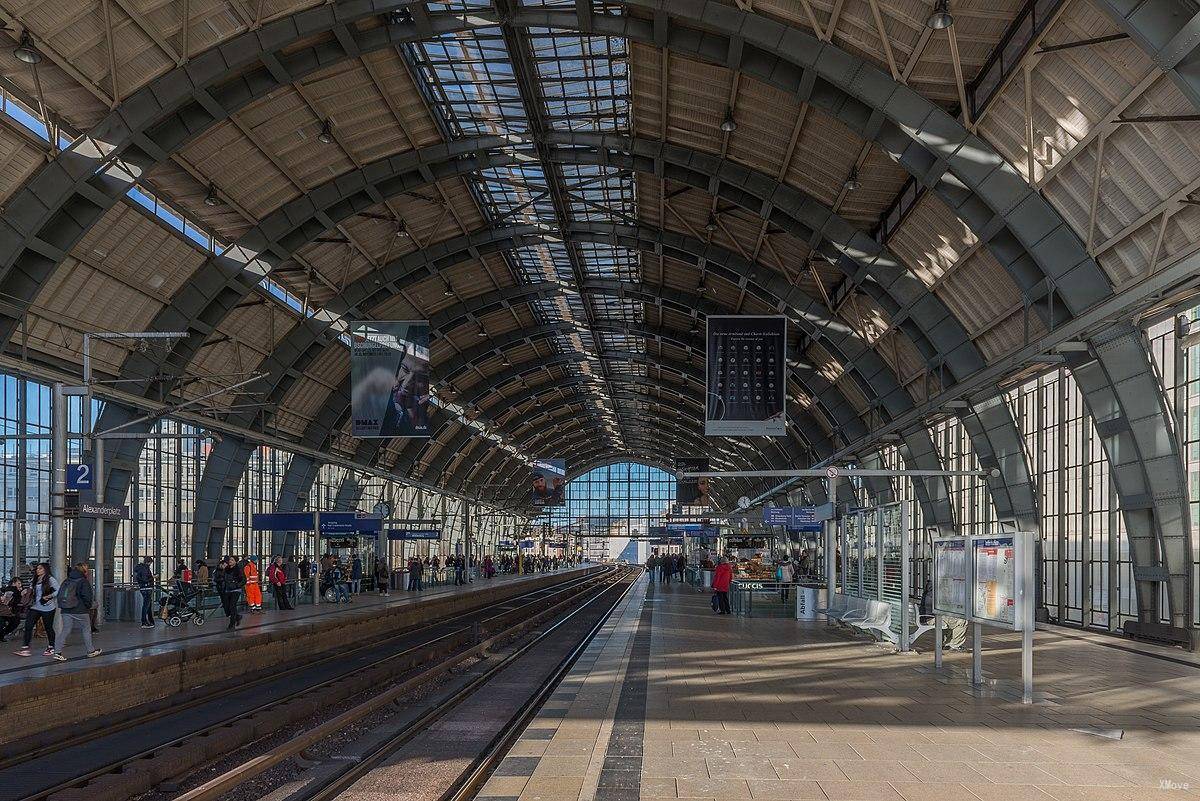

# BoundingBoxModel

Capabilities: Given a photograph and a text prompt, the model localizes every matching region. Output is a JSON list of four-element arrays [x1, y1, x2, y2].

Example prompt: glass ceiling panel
[[405, 2, 639, 445]]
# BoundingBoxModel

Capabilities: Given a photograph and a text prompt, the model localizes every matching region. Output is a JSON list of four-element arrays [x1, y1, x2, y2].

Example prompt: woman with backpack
[[53, 562, 101, 661], [0, 576, 25, 641], [14, 562, 57, 657]]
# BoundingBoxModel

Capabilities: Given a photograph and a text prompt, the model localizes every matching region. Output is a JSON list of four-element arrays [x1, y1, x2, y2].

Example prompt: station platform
[[0, 566, 596, 743], [480, 580, 1200, 801], [0, 568, 584, 682]]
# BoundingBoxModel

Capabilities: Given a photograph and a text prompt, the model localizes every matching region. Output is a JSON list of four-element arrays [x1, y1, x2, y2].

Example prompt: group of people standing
[[645, 553, 687, 584]]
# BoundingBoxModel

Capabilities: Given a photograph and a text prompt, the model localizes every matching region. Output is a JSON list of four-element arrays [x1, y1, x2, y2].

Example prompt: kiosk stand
[[932, 532, 1036, 703]]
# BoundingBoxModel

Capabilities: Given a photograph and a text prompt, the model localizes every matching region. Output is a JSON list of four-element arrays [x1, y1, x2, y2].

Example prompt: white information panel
[[931, 536, 968, 617], [971, 535, 1019, 628]]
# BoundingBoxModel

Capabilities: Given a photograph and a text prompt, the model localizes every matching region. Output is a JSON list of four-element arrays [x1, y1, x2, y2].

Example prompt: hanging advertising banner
[[531, 458, 567, 506], [676, 457, 711, 508], [350, 321, 431, 438], [705, 315, 787, 436]]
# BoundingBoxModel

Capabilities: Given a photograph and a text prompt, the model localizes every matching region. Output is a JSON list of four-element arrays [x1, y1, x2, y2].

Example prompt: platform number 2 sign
[[66, 463, 93, 490]]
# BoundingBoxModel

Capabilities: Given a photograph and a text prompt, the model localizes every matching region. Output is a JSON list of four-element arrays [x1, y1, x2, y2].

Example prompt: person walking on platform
[[242, 557, 263, 612], [375, 556, 390, 596], [351, 554, 363, 594], [134, 556, 156, 629], [453, 555, 466, 586], [53, 562, 101, 661], [215, 556, 244, 630], [0, 576, 25, 641], [777, 558, 794, 603], [712, 557, 733, 615], [268, 556, 293, 610], [14, 563, 57, 656]]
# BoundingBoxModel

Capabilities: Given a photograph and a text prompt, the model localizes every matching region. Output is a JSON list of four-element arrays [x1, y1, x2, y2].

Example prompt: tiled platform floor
[[479, 580, 1200, 801], [0, 567, 582, 685]]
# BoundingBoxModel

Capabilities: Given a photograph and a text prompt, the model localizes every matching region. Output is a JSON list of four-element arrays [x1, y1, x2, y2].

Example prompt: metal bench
[[845, 599, 894, 642]]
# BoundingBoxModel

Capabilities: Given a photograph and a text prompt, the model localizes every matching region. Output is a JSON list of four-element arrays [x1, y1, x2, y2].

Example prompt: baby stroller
[[159, 582, 205, 627]]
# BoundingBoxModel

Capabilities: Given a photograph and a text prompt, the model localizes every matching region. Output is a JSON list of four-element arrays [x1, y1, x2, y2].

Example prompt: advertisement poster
[[676, 457, 711, 508], [933, 537, 968, 617], [705, 315, 787, 436], [973, 536, 1016, 626], [350, 321, 431, 438], [531, 458, 567, 506]]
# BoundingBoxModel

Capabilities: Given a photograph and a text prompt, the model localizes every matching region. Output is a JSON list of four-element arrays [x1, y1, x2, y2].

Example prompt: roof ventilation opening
[[927, 0, 954, 30]]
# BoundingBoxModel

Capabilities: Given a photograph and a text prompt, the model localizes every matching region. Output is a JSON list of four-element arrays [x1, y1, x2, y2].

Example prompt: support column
[[50, 383, 66, 582]]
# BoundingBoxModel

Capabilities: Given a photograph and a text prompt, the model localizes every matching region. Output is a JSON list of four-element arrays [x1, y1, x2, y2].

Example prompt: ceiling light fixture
[[704, 215, 718, 233], [13, 32, 41, 65], [395, 221, 408, 238], [720, 107, 737, 133], [844, 169, 862, 191], [927, 0, 954, 29], [317, 118, 335, 144], [203, 183, 221, 207], [443, 283, 455, 296]]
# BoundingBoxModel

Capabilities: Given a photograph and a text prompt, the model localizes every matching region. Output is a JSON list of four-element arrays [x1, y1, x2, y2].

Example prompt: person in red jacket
[[267, 556, 293, 610], [712, 557, 733, 615]]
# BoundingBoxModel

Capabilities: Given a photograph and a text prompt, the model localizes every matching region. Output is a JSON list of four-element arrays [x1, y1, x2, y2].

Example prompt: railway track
[[176, 566, 641, 801], [1, 567, 618, 801]]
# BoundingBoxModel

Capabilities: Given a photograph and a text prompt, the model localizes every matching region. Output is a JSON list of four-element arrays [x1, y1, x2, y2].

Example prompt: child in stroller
[[160, 562, 205, 627]]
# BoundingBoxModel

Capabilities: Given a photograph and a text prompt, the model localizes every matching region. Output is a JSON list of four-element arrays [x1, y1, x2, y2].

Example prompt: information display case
[[971, 535, 1019, 628], [931, 537, 968, 617], [929, 531, 1036, 703]]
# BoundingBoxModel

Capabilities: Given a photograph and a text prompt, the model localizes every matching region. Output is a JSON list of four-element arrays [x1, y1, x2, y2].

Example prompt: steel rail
[[10, 568, 613, 801], [174, 568, 638, 801]]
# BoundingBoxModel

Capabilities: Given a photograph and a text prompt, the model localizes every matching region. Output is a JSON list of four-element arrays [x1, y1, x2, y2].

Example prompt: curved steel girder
[[83, 139, 942, 544], [1093, 0, 1200, 109], [472, 389, 785, 505], [0, 0, 1110, 356], [493, 418, 776, 509], [426, 381, 778, 506], [16, 0, 1162, 607], [486, 426, 746, 510], [80, 110, 1022, 553], [272, 452, 320, 559], [407, 356, 799, 481], [92, 132, 966, 444]]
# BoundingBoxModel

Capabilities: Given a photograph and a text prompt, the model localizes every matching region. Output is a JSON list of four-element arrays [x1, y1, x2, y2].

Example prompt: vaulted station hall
[[0, 1, 1199, 800]]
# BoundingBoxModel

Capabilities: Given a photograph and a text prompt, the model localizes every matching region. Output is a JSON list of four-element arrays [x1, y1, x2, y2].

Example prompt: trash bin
[[105, 586, 136, 622], [700, 569, 713, 589], [795, 584, 824, 620]]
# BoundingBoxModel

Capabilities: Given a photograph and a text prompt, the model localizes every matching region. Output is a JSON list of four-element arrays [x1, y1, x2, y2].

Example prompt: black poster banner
[[705, 315, 787, 436], [676, 457, 711, 508], [350, 321, 431, 438]]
